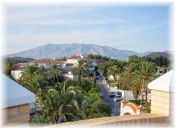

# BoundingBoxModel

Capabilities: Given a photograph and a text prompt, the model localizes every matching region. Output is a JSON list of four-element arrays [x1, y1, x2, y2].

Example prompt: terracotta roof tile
[[157, 66, 165, 71], [123, 103, 138, 113], [68, 56, 83, 59], [30, 59, 63, 64]]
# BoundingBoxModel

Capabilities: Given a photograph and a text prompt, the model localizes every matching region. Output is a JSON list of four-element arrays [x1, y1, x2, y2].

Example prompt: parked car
[[114, 95, 123, 101], [109, 91, 117, 97]]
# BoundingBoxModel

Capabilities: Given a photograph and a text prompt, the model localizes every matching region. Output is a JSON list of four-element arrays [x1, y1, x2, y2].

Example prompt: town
[[2, 53, 174, 126]]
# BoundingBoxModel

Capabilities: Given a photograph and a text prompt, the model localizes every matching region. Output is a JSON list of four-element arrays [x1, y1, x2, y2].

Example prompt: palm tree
[[24, 65, 39, 78], [102, 64, 108, 77], [24, 74, 47, 97], [4, 60, 16, 79], [130, 76, 142, 102], [135, 61, 156, 105], [17, 65, 39, 86], [108, 65, 122, 80], [38, 82, 85, 124], [46, 64, 64, 86], [84, 61, 93, 80], [76, 60, 88, 85]]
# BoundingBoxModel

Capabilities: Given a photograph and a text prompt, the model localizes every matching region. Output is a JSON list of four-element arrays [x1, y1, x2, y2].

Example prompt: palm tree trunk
[[140, 79, 144, 105], [145, 89, 148, 105], [78, 70, 81, 86], [140, 89, 143, 105]]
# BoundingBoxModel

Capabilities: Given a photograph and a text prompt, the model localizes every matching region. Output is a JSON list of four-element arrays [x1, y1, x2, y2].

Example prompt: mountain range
[[6, 43, 170, 60]]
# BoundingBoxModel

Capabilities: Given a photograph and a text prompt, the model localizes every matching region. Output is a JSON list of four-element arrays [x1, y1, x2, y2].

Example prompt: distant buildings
[[11, 55, 97, 80]]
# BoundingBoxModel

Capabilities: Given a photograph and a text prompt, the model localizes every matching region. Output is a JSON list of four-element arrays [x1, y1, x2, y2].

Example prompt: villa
[[29, 59, 65, 69]]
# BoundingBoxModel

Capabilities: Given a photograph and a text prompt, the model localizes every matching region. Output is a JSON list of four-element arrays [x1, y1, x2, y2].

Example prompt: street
[[97, 80, 120, 116]]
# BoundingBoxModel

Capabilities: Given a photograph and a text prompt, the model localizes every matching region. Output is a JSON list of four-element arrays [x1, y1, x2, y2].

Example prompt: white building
[[11, 69, 24, 80], [66, 55, 97, 71], [29, 59, 65, 69]]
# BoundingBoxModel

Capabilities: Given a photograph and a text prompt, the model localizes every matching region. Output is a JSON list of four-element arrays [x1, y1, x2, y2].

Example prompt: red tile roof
[[14, 63, 22, 67], [157, 66, 165, 71], [68, 56, 83, 59], [123, 102, 146, 113], [14, 63, 25, 69], [30, 59, 64, 64]]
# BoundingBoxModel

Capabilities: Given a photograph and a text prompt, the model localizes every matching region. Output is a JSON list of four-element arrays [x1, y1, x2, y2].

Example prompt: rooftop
[[1, 74, 35, 108], [68, 55, 83, 59], [148, 70, 175, 92], [30, 59, 64, 64], [48, 113, 168, 127]]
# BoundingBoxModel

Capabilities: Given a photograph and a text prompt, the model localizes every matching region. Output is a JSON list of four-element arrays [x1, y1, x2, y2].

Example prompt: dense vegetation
[[3, 52, 173, 125], [6, 63, 111, 125], [87, 54, 112, 61], [3, 57, 34, 64], [100, 54, 173, 105]]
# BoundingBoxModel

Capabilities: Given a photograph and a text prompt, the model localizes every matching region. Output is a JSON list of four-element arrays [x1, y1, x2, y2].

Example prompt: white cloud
[[8, 17, 128, 27], [7, 6, 92, 23], [148, 22, 167, 29]]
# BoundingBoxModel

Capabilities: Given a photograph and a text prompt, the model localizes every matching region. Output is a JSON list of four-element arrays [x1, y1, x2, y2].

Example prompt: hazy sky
[[5, 4, 171, 54]]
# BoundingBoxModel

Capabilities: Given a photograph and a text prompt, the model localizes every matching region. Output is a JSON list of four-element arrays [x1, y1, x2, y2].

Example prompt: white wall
[[120, 106, 136, 116], [63, 74, 78, 80], [38, 63, 49, 68], [67, 59, 78, 64], [116, 89, 151, 102], [11, 70, 24, 80], [108, 75, 114, 80]]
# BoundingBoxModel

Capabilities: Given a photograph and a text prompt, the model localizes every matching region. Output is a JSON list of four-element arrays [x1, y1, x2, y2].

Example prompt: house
[[66, 55, 97, 71], [11, 63, 28, 80], [14, 63, 28, 69], [11, 69, 24, 80], [29, 59, 65, 69], [66, 55, 84, 69], [156, 66, 165, 75]]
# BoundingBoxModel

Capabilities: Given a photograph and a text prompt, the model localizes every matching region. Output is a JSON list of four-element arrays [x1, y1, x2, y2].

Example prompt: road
[[97, 79, 120, 116]]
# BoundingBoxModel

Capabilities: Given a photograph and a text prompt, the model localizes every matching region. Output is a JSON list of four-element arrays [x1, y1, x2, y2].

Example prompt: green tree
[[135, 61, 156, 105], [92, 72, 96, 87], [76, 60, 88, 86], [84, 61, 93, 80], [39, 83, 84, 124], [46, 64, 64, 86], [103, 64, 108, 77], [24, 74, 47, 97], [90, 101, 111, 118], [23, 65, 38, 78], [4, 60, 16, 79], [18, 65, 39, 86], [79, 79, 92, 92], [108, 65, 122, 79]]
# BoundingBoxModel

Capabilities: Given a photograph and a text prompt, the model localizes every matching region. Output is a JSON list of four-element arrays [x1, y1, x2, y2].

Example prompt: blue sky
[[6, 4, 171, 54]]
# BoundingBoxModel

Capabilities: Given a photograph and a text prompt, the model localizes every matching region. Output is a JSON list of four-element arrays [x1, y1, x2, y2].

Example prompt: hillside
[[6, 43, 156, 60], [146, 52, 172, 60]]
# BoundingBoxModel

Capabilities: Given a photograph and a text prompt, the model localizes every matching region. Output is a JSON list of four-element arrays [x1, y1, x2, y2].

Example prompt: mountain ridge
[[6, 43, 168, 60]]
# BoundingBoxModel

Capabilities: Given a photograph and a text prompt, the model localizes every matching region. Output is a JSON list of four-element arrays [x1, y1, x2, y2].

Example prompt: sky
[[5, 4, 171, 54]]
